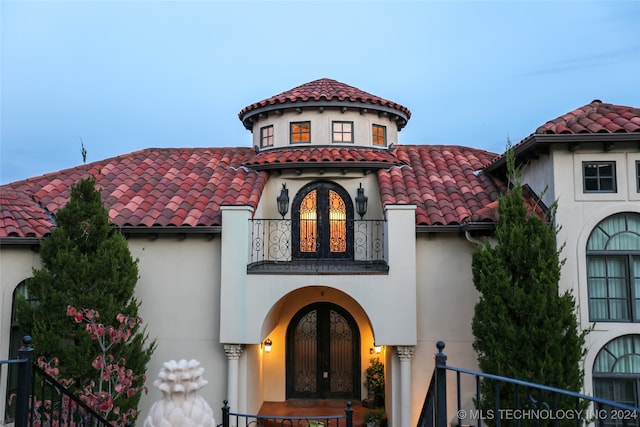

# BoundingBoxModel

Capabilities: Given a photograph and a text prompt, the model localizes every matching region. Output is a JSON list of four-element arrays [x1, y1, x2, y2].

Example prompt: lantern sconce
[[277, 184, 289, 219], [355, 183, 368, 219], [369, 343, 382, 354], [263, 338, 273, 353]]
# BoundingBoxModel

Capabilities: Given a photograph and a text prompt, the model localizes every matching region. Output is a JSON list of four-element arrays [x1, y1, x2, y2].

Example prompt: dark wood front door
[[286, 303, 360, 399]]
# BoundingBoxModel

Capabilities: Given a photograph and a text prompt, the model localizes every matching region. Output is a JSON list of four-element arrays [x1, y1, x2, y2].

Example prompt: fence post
[[222, 399, 230, 427], [15, 336, 34, 427], [435, 341, 448, 427], [345, 401, 353, 427]]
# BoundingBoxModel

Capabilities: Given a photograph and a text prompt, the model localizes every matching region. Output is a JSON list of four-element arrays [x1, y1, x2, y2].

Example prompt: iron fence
[[248, 219, 386, 272], [221, 400, 353, 427], [420, 341, 640, 427], [1, 337, 112, 427]]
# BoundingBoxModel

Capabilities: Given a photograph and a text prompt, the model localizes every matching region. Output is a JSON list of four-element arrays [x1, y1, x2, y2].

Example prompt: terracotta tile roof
[[239, 78, 411, 126], [0, 188, 54, 237], [536, 100, 640, 134], [378, 146, 504, 225], [2, 148, 268, 237], [1, 144, 504, 238], [243, 146, 405, 169], [484, 101, 640, 173]]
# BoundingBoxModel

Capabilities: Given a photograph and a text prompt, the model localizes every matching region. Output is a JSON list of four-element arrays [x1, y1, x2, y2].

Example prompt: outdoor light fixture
[[355, 183, 368, 219], [369, 343, 382, 354], [263, 338, 273, 353], [277, 184, 289, 219]]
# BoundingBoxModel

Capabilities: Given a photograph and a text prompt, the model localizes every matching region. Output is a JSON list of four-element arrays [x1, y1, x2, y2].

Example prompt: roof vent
[[591, 99, 602, 104]]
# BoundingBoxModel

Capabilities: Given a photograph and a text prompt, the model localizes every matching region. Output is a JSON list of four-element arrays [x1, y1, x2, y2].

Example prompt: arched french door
[[291, 181, 355, 259], [286, 302, 361, 399]]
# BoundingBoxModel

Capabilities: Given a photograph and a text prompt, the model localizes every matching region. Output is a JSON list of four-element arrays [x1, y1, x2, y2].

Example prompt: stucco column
[[224, 344, 244, 411], [396, 346, 415, 427]]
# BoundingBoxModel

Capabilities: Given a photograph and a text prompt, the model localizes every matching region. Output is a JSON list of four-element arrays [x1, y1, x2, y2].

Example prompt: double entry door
[[286, 302, 360, 399]]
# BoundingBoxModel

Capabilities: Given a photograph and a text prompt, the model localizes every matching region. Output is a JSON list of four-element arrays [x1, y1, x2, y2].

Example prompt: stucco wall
[[126, 236, 227, 421], [249, 108, 400, 150], [524, 145, 640, 397], [0, 246, 43, 420], [412, 233, 481, 426]]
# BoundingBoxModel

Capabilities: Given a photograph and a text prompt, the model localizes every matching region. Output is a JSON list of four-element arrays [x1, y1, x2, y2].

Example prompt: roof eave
[[241, 100, 410, 130], [0, 237, 44, 246], [248, 161, 399, 171], [484, 132, 640, 174], [416, 222, 496, 233], [115, 226, 222, 236]]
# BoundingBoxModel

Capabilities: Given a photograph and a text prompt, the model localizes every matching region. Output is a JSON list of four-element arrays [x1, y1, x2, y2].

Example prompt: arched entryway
[[286, 302, 361, 400]]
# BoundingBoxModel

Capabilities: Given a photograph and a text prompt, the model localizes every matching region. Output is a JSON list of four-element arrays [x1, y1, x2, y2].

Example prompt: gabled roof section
[[378, 145, 504, 226], [1, 148, 268, 238], [239, 78, 411, 130], [536, 100, 640, 134], [243, 146, 405, 170], [484, 100, 640, 173]]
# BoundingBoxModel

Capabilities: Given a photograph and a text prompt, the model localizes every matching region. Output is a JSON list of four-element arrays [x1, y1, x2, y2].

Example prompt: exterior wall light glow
[[369, 344, 382, 354], [355, 183, 368, 219], [263, 338, 273, 353], [277, 184, 289, 218]]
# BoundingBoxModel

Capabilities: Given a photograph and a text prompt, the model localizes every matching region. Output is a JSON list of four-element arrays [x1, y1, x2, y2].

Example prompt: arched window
[[593, 335, 640, 425], [292, 181, 354, 259], [6, 281, 37, 421], [586, 213, 640, 322]]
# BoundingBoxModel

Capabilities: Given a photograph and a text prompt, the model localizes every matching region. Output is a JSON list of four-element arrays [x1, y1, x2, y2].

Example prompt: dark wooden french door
[[292, 181, 354, 259], [286, 302, 360, 399]]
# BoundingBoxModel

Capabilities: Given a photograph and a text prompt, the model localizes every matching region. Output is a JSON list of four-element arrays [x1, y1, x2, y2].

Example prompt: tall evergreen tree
[[471, 149, 587, 421], [16, 176, 155, 419]]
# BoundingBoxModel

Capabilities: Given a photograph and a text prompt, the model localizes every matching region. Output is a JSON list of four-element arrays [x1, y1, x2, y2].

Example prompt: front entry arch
[[286, 302, 361, 399]]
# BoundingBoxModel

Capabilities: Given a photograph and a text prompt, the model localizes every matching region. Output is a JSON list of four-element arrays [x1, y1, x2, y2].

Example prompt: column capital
[[396, 345, 415, 361], [224, 344, 244, 360]]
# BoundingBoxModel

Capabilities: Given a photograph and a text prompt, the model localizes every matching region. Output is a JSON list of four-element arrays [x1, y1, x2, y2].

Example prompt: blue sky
[[2, 0, 639, 184]]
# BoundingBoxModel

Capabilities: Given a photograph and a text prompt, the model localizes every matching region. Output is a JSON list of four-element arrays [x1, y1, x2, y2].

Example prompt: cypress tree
[[471, 148, 587, 424], [16, 176, 155, 420]]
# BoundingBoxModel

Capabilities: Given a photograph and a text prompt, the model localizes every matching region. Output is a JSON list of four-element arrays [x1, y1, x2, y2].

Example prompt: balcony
[[248, 219, 388, 274]]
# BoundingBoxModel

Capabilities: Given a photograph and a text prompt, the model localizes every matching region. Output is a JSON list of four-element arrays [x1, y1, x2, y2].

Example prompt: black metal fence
[[221, 400, 353, 427], [248, 219, 386, 272], [1, 337, 111, 427], [420, 341, 640, 427]]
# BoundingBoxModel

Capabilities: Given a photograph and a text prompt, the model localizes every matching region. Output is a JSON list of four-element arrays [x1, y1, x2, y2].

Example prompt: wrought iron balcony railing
[[248, 219, 387, 274]]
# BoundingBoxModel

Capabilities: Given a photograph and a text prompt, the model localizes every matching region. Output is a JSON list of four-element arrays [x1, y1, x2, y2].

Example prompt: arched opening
[[586, 212, 640, 322], [291, 181, 354, 259], [6, 280, 35, 421], [285, 302, 361, 400], [593, 334, 640, 425]]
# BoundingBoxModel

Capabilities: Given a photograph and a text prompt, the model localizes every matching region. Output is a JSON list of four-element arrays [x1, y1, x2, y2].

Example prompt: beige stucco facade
[[521, 143, 640, 401], [0, 204, 482, 426], [1, 87, 639, 426]]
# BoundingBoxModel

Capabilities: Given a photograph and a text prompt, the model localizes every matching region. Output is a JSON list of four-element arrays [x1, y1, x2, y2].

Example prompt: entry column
[[396, 346, 415, 427], [224, 344, 244, 411]]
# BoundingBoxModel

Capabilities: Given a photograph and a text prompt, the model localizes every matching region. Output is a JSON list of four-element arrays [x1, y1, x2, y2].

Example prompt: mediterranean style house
[[1, 78, 639, 426]]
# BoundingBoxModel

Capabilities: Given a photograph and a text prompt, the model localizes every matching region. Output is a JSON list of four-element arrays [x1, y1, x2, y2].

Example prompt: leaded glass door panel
[[286, 302, 360, 399]]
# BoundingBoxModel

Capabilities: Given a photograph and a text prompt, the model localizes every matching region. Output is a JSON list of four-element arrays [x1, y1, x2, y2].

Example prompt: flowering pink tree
[[65, 305, 147, 422], [18, 307, 148, 425]]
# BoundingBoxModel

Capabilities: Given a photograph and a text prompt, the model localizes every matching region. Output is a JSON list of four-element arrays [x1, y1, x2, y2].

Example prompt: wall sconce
[[263, 338, 273, 353], [355, 183, 368, 219], [369, 344, 382, 354], [277, 184, 289, 219]]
